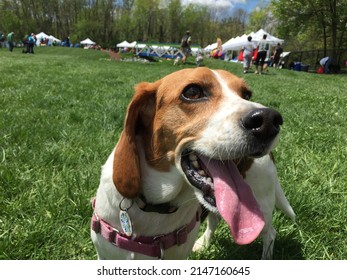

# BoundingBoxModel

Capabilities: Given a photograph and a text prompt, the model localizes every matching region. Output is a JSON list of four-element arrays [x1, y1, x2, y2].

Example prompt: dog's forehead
[[213, 69, 249, 92], [212, 69, 252, 101], [160, 67, 217, 88], [157, 67, 247, 99]]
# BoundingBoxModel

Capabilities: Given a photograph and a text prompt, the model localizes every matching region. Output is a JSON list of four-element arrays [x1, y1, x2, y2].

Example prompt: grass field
[[0, 47, 346, 260]]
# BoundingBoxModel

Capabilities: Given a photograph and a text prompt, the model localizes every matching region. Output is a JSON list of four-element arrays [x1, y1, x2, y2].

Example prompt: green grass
[[1, 47, 346, 260]]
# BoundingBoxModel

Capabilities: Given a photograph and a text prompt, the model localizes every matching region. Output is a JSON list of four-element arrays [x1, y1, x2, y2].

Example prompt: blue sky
[[182, 0, 270, 17], [235, 0, 264, 12]]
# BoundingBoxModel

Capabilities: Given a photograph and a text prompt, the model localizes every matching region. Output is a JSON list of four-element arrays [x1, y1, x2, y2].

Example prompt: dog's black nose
[[241, 108, 283, 140]]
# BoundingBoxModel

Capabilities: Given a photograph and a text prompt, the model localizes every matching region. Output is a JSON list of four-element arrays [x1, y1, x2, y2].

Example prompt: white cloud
[[182, 0, 246, 6], [181, 0, 247, 19], [182, 0, 246, 10]]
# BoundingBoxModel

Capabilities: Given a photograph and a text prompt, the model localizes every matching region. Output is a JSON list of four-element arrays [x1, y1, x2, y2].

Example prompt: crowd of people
[[1, 31, 33, 53], [0, 31, 71, 52], [202, 34, 286, 74], [240, 34, 284, 75], [208, 34, 336, 75], [1, 29, 335, 74], [0, 31, 39, 53]]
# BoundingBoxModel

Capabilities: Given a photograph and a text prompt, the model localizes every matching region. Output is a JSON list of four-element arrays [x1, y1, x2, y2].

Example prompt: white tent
[[252, 29, 284, 44], [128, 41, 137, 48], [36, 32, 49, 39], [80, 38, 96, 45], [222, 34, 249, 51], [35, 32, 61, 46], [116, 41, 138, 48], [222, 29, 284, 51], [48, 35, 61, 44], [35, 32, 49, 46], [204, 42, 218, 52], [116, 40, 130, 48], [136, 43, 146, 49]]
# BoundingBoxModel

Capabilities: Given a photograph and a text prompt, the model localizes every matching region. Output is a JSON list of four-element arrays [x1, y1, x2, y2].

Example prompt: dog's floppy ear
[[113, 81, 159, 198]]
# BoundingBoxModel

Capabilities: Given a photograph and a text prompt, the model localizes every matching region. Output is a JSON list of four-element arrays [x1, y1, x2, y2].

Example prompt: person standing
[[7, 32, 15, 52], [180, 30, 192, 64], [273, 43, 283, 68], [255, 34, 269, 74], [27, 33, 36, 54], [242, 36, 256, 73]]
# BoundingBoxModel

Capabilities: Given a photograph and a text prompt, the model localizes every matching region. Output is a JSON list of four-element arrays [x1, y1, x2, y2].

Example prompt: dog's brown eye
[[181, 85, 206, 102], [242, 89, 252, 100]]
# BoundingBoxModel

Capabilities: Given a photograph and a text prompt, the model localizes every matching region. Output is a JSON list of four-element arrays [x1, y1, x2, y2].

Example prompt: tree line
[[0, 0, 248, 48], [272, 0, 347, 58], [0, 0, 346, 57]]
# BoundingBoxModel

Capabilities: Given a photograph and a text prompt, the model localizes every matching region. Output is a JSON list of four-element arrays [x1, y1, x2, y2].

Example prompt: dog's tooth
[[206, 177, 212, 183], [189, 154, 198, 161], [198, 170, 206, 176], [192, 160, 200, 169]]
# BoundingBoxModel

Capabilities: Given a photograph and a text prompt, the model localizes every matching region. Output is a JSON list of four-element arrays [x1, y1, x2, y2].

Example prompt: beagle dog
[[91, 67, 295, 260]]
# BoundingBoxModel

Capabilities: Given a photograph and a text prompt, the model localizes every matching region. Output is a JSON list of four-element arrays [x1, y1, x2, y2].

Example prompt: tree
[[166, 0, 183, 43], [180, 4, 211, 47], [271, 0, 347, 60], [133, 0, 161, 41], [247, 5, 276, 34], [115, 0, 135, 42], [0, 0, 21, 35], [217, 8, 248, 44]]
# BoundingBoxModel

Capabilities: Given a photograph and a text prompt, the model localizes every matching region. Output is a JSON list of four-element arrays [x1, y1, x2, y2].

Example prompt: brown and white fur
[[91, 67, 295, 259]]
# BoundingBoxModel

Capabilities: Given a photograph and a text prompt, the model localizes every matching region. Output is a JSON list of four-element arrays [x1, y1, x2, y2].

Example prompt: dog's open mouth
[[181, 149, 265, 245]]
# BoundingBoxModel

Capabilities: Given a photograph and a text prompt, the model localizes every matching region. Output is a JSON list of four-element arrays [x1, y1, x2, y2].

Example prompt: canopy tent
[[35, 32, 49, 46], [35, 32, 49, 38], [48, 35, 61, 44], [252, 28, 284, 44], [115, 40, 199, 58], [222, 34, 248, 51], [80, 38, 96, 45], [35, 32, 61, 46], [136, 43, 146, 49], [116, 40, 130, 48], [222, 29, 284, 51], [116, 40, 138, 48], [204, 42, 218, 52], [128, 41, 137, 48]]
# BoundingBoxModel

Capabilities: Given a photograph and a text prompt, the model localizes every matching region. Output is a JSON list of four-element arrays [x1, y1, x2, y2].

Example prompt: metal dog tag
[[119, 210, 133, 237]]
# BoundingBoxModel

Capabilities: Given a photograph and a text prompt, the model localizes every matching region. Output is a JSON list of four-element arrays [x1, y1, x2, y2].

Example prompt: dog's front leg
[[193, 213, 220, 252]]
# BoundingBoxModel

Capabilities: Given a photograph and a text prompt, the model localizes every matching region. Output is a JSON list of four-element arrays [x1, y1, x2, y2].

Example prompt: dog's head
[[112, 67, 283, 244]]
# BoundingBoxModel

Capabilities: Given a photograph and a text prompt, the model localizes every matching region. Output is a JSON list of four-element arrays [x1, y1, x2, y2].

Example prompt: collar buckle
[[153, 235, 165, 259], [92, 213, 101, 234]]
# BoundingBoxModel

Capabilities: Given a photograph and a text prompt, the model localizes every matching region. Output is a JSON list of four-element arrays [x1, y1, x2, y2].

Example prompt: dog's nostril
[[241, 108, 283, 140], [273, 114, 284, 129], [243, 112, 264, 130]]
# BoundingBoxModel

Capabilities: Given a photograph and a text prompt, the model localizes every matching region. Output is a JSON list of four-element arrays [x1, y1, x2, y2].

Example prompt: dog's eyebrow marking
[[211, 70, 240, 100], [211, 70, 251, 100]]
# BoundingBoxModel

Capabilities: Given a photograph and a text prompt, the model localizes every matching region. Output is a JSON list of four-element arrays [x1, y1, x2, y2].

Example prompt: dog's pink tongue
[[199, 157, 265, 245]]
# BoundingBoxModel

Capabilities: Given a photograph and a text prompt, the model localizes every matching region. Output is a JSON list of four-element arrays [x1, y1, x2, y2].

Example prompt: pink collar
[[91, 199, 201, 259]]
